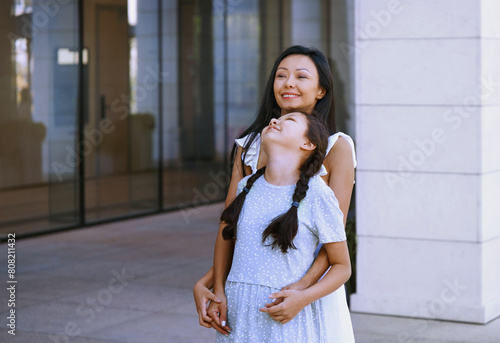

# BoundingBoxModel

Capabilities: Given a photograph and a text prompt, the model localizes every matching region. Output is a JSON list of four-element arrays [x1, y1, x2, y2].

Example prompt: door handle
[[100, 95, 107, 119]]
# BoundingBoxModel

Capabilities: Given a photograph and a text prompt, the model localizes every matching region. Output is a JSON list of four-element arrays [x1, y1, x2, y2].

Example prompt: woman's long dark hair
[[221, 112, 329, 253], [230, 45, 336, 176]]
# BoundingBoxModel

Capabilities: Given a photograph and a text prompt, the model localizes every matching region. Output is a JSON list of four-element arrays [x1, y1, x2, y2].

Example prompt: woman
[[193, 45, 356, 339]]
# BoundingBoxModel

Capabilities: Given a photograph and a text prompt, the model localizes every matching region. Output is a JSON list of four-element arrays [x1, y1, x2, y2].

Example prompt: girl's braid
[[221, 167, 266, 240]]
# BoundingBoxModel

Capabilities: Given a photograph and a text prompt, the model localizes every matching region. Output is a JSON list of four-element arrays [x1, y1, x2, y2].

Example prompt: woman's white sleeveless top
[[235, 132, 357, 179]]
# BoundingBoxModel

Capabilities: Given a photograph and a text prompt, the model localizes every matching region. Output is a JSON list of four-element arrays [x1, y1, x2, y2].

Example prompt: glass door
[[83, 0, 160, 222]]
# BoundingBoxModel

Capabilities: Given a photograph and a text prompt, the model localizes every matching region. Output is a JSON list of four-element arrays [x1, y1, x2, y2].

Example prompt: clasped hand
[[199, 279, 309, 333], [259, 289, 307, 324], [207, 291, 232, 335]]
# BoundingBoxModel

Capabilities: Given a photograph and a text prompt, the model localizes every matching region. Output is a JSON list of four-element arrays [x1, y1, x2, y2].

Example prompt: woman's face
[[273, 55, 325, 116]]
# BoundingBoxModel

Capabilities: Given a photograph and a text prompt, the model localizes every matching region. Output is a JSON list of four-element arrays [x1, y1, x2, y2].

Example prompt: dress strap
[[235, 133, 261, 174], [318, 132, 357, 182], [326, 132, 357, 168]]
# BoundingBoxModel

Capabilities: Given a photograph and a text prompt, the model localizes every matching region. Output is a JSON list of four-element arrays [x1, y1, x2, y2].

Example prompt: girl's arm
[[194, 146, 246, 333], [260, 241, 351, 323], [278, 137, 355, 291]]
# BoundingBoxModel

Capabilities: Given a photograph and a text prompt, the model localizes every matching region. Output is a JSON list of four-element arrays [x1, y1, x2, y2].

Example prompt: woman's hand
[[193, 280, 221, 328], [259, 289, 308, 324], [207, 291, 231, 335]]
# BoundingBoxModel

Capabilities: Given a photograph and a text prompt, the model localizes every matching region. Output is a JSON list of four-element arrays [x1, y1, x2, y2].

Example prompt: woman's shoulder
[[235, 132, 261, 148], [235, 133, 261, 174], [325, 132, 357, 169]]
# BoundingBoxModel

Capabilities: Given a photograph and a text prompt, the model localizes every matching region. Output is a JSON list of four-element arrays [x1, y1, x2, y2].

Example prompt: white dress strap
[[235, 133, 261, 174], [318, 132, 357, 177], [236, 131, 356, 178]]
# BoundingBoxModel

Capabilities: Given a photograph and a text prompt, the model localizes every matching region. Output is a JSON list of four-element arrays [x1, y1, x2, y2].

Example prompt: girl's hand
[[259, 290, 307, 324], [261, 279, 309, 308], [207, 291, 231, 335], [193, 281, 221, 328]]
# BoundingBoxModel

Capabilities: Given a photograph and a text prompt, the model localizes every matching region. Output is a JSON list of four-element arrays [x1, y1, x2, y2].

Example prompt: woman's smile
[[281, 92, 300, 99]]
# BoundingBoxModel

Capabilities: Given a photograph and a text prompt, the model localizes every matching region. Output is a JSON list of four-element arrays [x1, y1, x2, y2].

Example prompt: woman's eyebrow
[[296, 68, 311, 73]]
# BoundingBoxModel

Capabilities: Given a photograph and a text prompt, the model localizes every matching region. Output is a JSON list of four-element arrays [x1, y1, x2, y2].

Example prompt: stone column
[[350, 0, 500, 324]]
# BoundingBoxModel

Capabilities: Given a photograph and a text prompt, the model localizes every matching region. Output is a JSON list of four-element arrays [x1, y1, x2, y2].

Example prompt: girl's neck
[[264, 152, 302, 186]]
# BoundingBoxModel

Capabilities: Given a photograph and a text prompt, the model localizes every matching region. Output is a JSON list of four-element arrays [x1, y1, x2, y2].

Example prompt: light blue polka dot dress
[[216, 174, 349, 342]]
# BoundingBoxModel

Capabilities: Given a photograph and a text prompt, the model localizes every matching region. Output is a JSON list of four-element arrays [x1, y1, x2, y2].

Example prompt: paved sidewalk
[[0, 203, 498, 342]]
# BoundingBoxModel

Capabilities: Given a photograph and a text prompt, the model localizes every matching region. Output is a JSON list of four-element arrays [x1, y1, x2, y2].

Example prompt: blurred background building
[[1, 0, 498, 328], [0, 0, 354, 235]]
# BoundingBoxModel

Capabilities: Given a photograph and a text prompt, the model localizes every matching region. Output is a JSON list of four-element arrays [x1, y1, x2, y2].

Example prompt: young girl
[[209, 112, 352, 342]]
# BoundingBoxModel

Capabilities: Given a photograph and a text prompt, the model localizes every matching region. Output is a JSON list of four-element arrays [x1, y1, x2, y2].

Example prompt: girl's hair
[[221, 112, 329, 253], [230, 45, 336, 176]]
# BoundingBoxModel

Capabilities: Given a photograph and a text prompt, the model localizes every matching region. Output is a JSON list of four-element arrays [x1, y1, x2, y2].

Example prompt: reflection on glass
[[0, 0, 79, 234], [0, 0, 284, 236], [82, 0, 160, 222]]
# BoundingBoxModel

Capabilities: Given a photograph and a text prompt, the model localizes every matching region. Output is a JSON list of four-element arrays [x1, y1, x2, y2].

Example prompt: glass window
[[0, 0, 283, 236], [82, 0, 161, 222], [0, 0, 80, 234]]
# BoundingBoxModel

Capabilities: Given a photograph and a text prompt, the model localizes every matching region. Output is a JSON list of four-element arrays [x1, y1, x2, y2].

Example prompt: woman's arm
[[207, 219, 234, 333], [283, 136, 355, 290], [325, 136, 355, 227], [193, 267, 219, 328], [193, 146, 246, 333]]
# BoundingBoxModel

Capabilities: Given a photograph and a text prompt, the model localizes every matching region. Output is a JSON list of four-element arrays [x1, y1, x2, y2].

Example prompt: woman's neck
[[281, 106, 314, 116], [264, 152, 302, 186]]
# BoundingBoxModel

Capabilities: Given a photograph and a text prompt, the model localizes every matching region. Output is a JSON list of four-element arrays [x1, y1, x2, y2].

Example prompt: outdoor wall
[[290, 0, 355, 135], [351, 0, 500, 324]]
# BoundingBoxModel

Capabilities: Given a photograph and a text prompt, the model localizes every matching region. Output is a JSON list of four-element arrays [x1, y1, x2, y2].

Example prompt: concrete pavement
[[0, 203, 498, 342]]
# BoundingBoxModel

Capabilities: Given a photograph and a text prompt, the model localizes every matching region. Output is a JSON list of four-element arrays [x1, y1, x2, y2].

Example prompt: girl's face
[[262, 112, 315, 152], [273, 55, 326, 116]]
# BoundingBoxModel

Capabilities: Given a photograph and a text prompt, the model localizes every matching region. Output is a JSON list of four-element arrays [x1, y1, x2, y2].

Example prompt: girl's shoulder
[[307, 175, 338, 201], [236, 174, 253, 194], [306, 176, 345, 239]]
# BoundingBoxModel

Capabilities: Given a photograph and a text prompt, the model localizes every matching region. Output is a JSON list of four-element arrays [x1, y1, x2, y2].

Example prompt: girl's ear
[[316, 87, 326, 100], [301, 140, 316, 151]]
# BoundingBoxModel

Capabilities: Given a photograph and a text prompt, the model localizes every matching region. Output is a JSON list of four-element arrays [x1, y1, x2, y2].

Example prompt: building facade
[[1, 0, 498, 325], [0, 0, 354, 234], [351, 0, 500, 324]]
